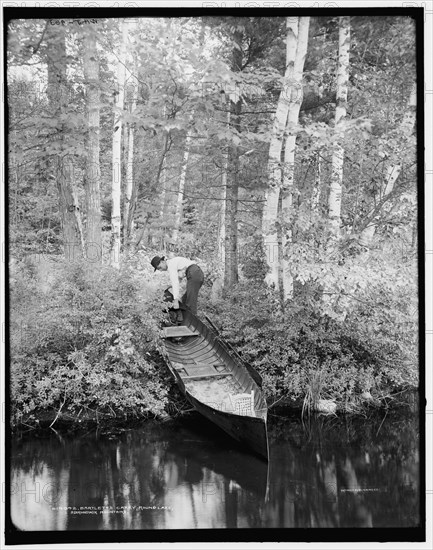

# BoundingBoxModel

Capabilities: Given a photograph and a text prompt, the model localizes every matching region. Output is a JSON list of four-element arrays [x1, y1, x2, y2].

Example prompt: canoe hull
[[162, 307, 269, 461], [183, 387, 269, 460]]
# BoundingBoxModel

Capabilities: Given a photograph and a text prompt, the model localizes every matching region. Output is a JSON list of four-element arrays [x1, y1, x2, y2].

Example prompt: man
[[151, 255, 204, 315]]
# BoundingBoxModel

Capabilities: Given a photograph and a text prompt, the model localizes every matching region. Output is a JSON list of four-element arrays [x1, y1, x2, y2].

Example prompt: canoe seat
[[162, 326, 200, 338], [172, 361, 231, 380], [230, 390, 256, 417], [184, 363, 231, 380]]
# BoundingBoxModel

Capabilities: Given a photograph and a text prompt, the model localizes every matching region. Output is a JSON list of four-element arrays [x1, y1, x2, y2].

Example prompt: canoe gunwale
[[161, 306, 269, 460]]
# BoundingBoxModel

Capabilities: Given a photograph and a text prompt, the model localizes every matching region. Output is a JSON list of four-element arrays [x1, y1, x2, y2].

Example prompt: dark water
[[10, 412, 420, 530]]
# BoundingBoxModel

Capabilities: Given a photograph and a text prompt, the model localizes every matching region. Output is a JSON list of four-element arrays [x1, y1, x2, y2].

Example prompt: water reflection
[[10, 413, 420, 530]]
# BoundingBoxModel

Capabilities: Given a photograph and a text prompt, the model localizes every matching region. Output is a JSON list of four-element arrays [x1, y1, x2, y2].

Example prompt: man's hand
[[172, 299, 179, 309]]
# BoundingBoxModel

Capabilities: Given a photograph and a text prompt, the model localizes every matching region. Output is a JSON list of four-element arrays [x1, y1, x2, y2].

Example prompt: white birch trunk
[[110, 20, 127, 268], [262, 17, 299, 290], [358, 82, 416, 247], [218, 151, 228, 269], [172, 113, 194, 245], [212, 103, 230, 303], [160, 156, 168, 253], [322, 17, 350, 314], [281, 16, 310, 301], [124, 126, 134, 244], [328, 16, 350, 239], [218, 103, 230, 271], [160, 141, 168, 255], [124, 21, 137, 248], [159, 153, 167, 218], [223, 29, 243, 291], [159, 107, 168, 220]]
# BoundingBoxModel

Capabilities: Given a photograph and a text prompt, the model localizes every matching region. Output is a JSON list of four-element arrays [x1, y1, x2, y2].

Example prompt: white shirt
[[166, 257, 195, 300]]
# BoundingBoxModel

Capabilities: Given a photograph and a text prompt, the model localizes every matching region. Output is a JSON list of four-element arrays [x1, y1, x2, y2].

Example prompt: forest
[[7, 13, 420, 429]]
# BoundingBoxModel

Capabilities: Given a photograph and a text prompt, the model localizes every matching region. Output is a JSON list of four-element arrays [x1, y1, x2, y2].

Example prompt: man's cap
[[151, 255, 165, 271]]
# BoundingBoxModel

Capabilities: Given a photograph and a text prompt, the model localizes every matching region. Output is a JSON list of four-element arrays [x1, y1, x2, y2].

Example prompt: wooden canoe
[[161, 307, 269, 461]]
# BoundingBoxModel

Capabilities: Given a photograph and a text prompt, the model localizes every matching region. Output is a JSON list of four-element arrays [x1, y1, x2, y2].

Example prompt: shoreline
[[10, 388, 419, 435]]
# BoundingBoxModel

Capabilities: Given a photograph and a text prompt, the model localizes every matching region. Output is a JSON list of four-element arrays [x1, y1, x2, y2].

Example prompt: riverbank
[[10, 387, 420, 436], [10, 258, 419, 431]]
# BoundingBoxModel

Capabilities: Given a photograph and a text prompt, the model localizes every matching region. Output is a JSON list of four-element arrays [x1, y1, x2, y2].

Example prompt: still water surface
[[10, 412, 420, 530]]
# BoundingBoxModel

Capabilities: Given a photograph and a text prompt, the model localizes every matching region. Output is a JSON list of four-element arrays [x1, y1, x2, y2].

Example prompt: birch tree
[[110, 20, 127, 268], [224, 28, 243, 291], [262, 18, 298, 290], [124, 123, 135, 248], [123, 20, 138, 250], [172, 113, 194, 245], [224, 97, 241, 290], [218, 100, 230, 273], [156, 128, 171, 251], [83, 25, 102, 262], [209, 95, 230, 304], [262, 16, 310, 295], [158, 106, 169, 221], [281, 17, 310, 300], [321, 16, 351, 315], [328, 15, 350, 240]]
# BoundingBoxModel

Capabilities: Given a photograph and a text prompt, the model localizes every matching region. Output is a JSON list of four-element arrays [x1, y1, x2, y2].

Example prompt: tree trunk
[[224, 99, 241, 290], [83, 25, 102, 263], [46, 24, 84, 260], [328, 16, 351, 240], [110, 20, 127, 268], [322, 17, 350, 315], [127, 126, 148, 252], [157, 130, 171, 251], [134, 130, 171, 251], [262, 17, 309, 296], [124, 125, 135, 250], [281, 16, 310, 301], [123, 20, 138, 251], [210, 99, 230, 303], [218, 101, 230, 272], [262, 17, 299, 291], [159, 154, 168, 253], [172, 113, 194, 245], [223, 29, 243, 291], [56, 157, 84, 261], [159, 148, 168, 219], [159, 107, 170, 219]]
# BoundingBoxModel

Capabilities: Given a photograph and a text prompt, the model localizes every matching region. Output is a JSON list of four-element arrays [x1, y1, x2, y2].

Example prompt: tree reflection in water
[[10, 412, 420, 530]]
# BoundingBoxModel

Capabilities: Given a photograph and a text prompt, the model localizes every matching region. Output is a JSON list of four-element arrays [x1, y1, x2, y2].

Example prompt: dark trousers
[[181, 264, 204, 315]]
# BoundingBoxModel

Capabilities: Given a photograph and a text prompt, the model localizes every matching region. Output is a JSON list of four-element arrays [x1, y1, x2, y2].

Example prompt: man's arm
[[167, 261, 180, 300]]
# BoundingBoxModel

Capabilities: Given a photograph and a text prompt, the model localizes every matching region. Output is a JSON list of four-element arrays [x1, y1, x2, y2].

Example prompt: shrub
[[10, 258, 170, 427], [202, 276, 418, 412]]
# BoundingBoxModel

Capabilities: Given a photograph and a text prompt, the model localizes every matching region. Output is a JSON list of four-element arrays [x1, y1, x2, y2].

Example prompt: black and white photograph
[[1, 3, 429, 547]]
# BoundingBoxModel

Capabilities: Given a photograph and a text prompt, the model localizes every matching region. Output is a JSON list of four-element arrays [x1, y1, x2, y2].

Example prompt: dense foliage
[[203, 252, 418, 412], [10, 256, 171, 427], [9, 239, 418, 427]]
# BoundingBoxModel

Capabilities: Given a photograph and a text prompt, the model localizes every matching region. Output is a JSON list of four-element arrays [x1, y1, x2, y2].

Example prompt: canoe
[[160, 306, 269, 461]]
